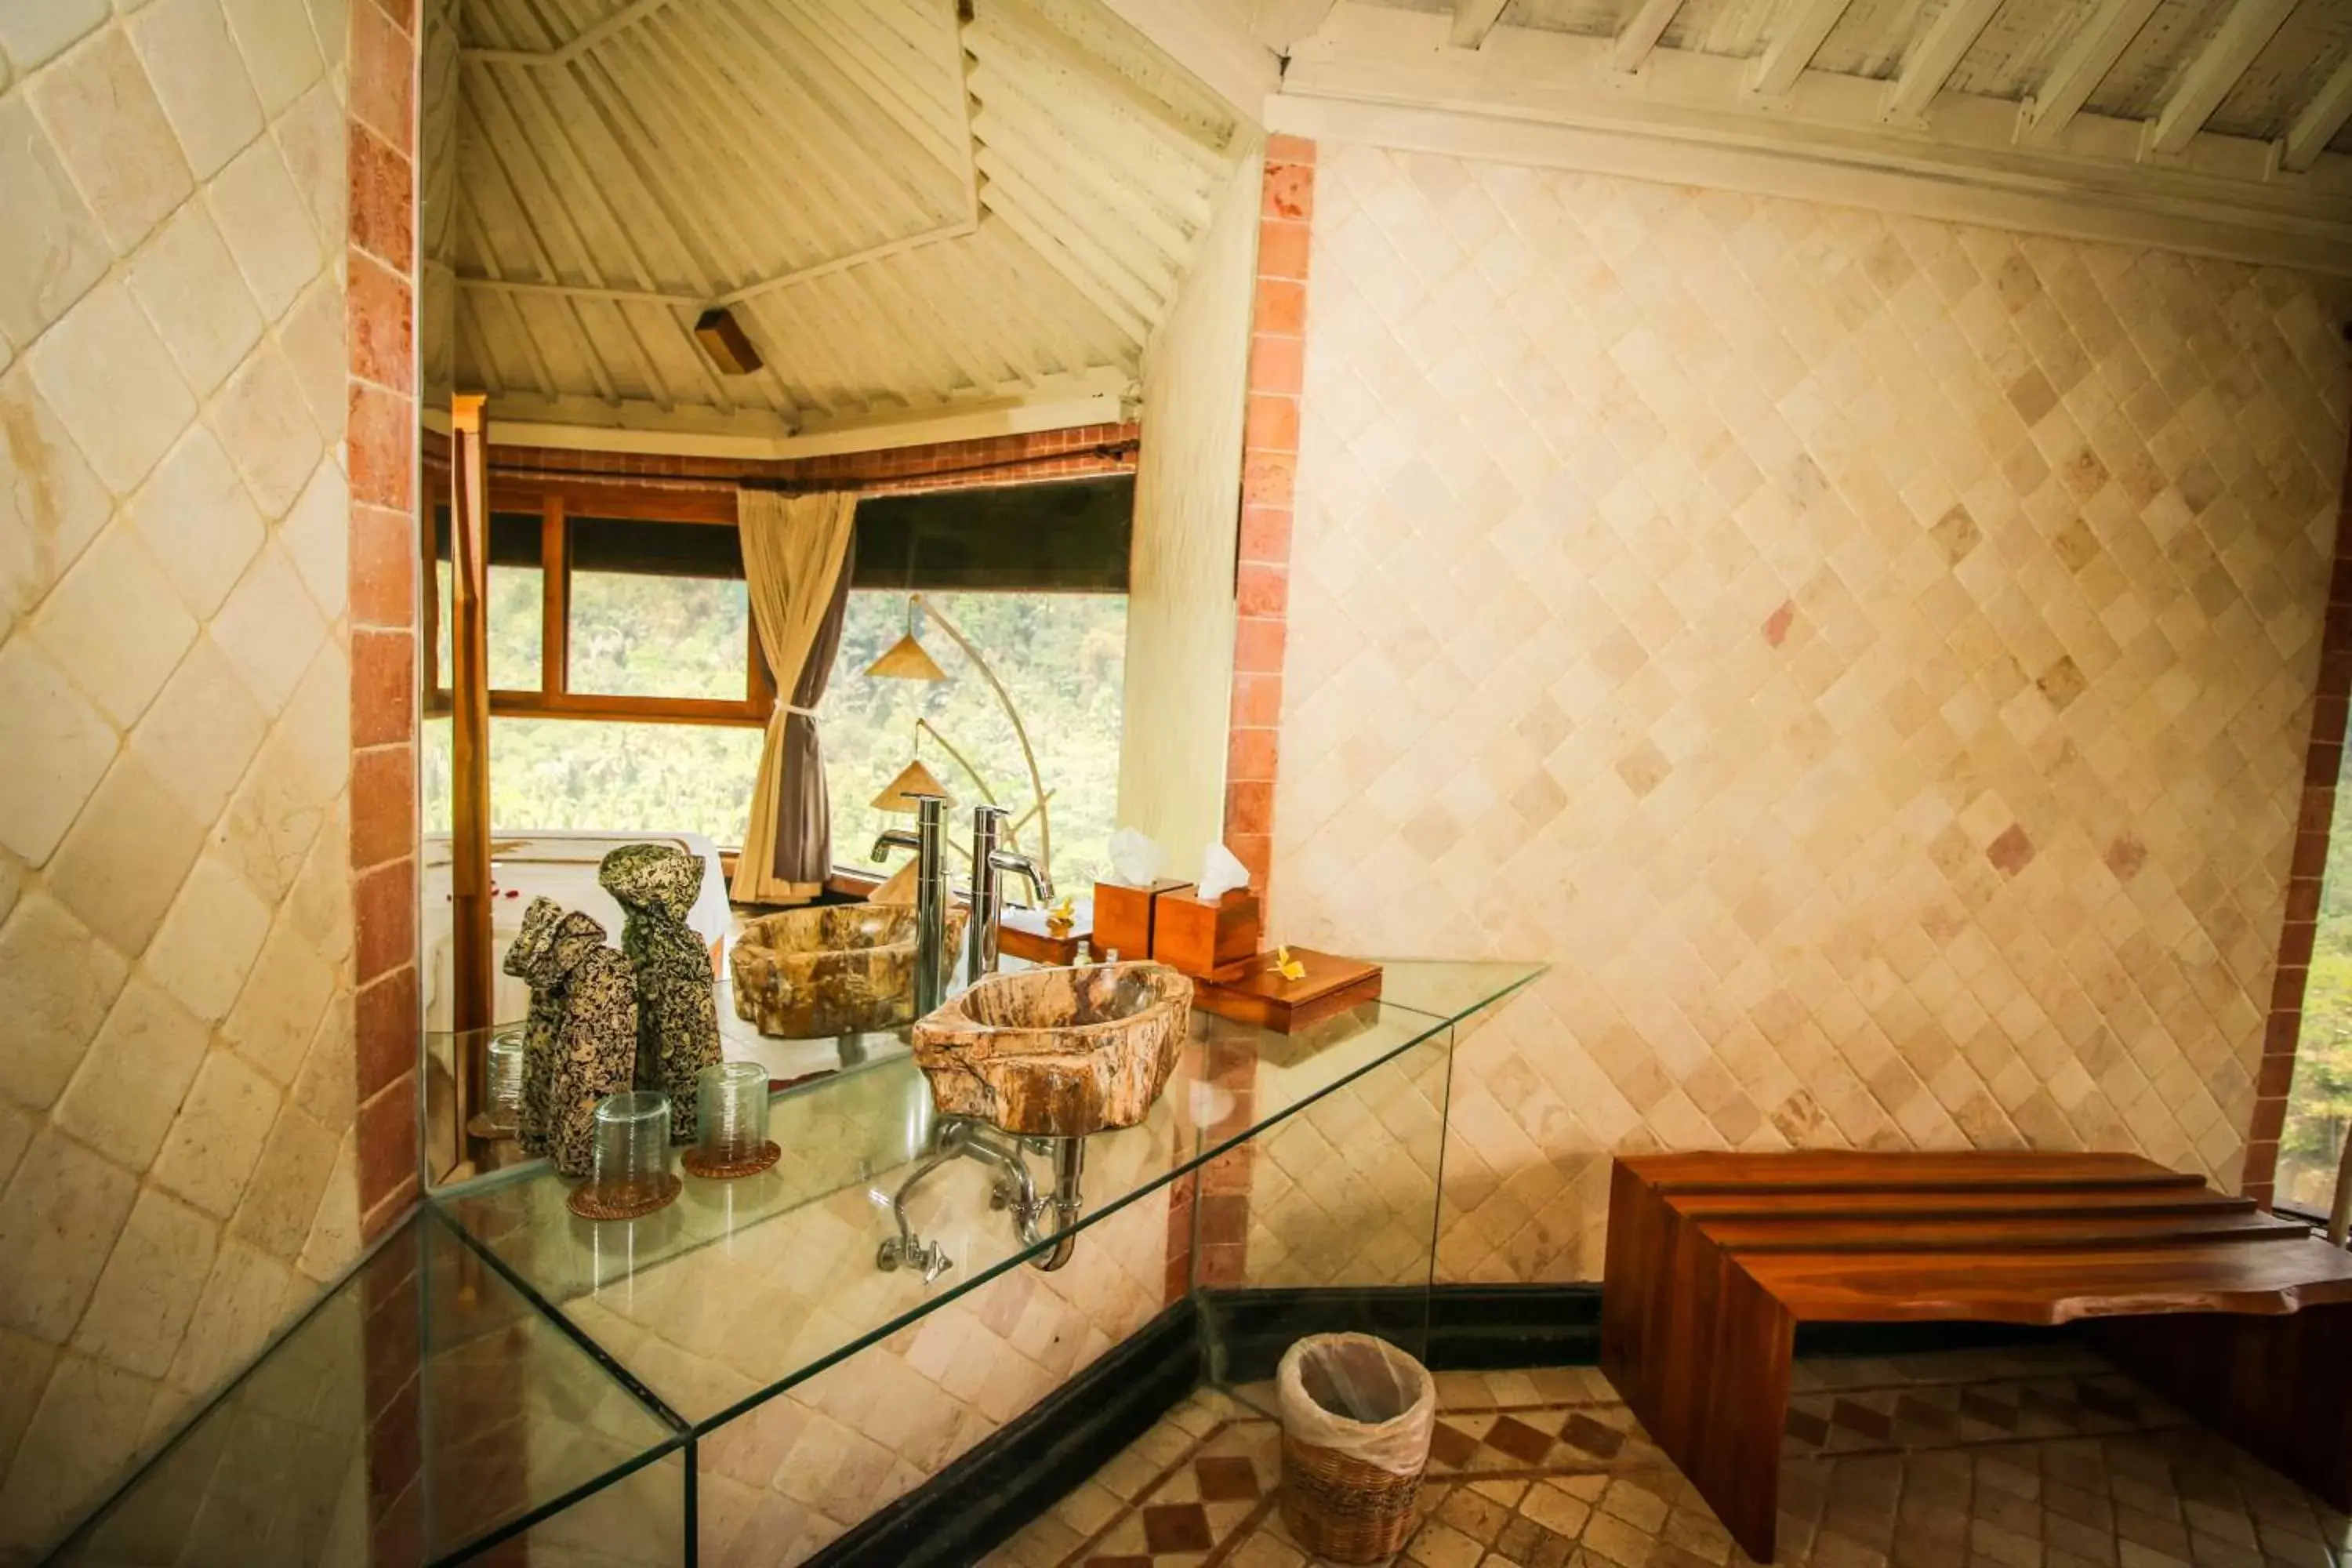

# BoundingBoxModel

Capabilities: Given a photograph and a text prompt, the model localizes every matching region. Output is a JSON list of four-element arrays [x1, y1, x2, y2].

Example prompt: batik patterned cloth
[[599, 844, 721, 1144], [502, 896, 640, 1178]]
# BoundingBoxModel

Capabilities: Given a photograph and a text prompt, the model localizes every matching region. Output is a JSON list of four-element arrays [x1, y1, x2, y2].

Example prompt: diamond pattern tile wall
[[0, 0, 362, 1552], [1269, 143, 2352, 1285], [692, 1185, 1170, 1567], [1243, 1036, 1450, 1288]]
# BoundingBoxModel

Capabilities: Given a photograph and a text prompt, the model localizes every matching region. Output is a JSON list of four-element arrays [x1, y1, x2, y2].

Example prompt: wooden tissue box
[[1151, 887, 1261, 979], [1091, 879, 1189, 961]]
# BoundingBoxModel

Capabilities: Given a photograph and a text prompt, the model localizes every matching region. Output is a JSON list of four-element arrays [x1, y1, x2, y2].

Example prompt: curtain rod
[[490, 438, 1142, 496]]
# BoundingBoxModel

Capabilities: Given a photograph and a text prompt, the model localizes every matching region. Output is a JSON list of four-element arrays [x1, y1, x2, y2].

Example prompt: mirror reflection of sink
[[911, 961, 1192, 1137], [730, 903, 969, 1039]]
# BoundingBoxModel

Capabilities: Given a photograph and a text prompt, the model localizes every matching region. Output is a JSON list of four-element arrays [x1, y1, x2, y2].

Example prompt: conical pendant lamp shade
[[866, 633, 947, 682], [872, 757, 953, 814]]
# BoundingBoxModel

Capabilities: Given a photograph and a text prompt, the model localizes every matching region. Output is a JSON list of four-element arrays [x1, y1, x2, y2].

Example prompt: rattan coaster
[[566, 1174, 682, 1221], [682, 1141, 782, 1180]]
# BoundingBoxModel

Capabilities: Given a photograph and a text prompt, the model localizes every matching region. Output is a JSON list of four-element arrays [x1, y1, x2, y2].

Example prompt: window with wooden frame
[[422, 473, 1135, 868], [424, 478, 774, 727]]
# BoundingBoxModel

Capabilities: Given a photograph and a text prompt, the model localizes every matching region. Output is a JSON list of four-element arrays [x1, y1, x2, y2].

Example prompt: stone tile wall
[[681, 1178, 1171, 1567], [1241, 1033, 1450, 1289], [1268, 142, 2352, 1283], [0, 0, 416, 1553]]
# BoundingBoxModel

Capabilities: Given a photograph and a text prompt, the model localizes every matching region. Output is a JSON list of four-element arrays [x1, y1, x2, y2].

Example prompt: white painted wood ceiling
[[1342, 0, 2352, 151], [1243, 0, 2352, 275], [448, 0, 1244, 437]]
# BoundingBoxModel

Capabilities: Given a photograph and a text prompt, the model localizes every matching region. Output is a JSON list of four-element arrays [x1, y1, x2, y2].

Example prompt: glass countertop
[[67, 958, 1541, 1565], [54, 1205, 683, 1568], [434, 959, 1541, 1430]]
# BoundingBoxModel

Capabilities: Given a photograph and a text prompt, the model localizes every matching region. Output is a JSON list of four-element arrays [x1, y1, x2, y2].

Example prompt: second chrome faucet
[[872, 797, 1059, 1019], [967, 804, 1054, 980], [869, 792, 949, 1018]]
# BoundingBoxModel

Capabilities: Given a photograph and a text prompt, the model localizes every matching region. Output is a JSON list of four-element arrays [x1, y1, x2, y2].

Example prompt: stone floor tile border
[[989, 1355, 2352, 1568]]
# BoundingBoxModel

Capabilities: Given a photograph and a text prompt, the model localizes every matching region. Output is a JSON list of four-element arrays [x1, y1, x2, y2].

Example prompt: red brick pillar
[[1225, 136, 1316, 906], [1167, 136, 1323, 1305], [347, 0, 424, 1242]]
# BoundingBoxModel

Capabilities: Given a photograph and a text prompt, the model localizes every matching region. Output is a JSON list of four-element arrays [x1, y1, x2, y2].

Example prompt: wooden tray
[[1192, 950, 1383, 1033], [1000, 898, 1090, 966]]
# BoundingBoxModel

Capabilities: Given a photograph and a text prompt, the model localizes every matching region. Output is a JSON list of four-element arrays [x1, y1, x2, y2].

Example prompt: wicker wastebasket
[[1276, 1334, 1436, 1563]]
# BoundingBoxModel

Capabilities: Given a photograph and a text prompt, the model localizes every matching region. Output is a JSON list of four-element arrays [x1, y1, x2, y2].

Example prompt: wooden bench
[[1600, 1151, 2352, 1563]]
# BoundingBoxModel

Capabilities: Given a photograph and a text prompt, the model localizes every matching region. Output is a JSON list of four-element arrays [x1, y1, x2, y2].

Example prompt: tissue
[[1108, 827, 1162, 887], [1198, 842, 1250, 902]]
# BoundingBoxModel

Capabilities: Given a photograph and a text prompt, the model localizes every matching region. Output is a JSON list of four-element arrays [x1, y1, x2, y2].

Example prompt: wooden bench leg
[[2093, 1303, 2352, 1512], [1602, 1166, 1796, 1563]]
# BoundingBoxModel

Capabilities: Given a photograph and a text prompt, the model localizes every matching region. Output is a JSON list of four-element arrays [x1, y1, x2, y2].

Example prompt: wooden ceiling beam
[[485, 368, 1133, 460], [975, 0, 1232, 167], [1094, 0, 1279, 123], [1612, 0, 1684, 74], [2282, 53, 2352, 173], [1750, 0, 1855, 96], [1251, 0, 1338, 53], [978, 180, 1156, 343], [1880, 0, 2001, 122], [465, 0, 676, 66], [462, 90, 625, 407], [481, 59, 699, 416], [1450, 0, 1513, 51], [2143, 0, 2296, 158], [2018, 0, 2159, 145]]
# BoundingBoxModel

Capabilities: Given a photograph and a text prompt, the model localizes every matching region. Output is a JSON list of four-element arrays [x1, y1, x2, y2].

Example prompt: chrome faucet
[[871, 793, 949, 1019], [967, 805, 1056, 978]]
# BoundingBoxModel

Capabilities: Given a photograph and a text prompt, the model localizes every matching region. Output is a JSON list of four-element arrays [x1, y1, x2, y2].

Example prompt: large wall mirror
[[414, 0, 1264, 1189]]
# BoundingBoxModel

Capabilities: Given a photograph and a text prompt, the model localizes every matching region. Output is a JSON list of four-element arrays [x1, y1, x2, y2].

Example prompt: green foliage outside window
[[825, 590, 1127, 890], [568, 570, 748, 700], [2278, 779, 2352, 1214], [422, 579, 1128, 893]]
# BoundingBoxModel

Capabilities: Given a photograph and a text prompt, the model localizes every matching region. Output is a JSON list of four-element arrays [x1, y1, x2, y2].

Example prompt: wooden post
[[448, 396, 495, 1139], [541, 492, 567, 696], [2329, 1128, 2351, 1247]]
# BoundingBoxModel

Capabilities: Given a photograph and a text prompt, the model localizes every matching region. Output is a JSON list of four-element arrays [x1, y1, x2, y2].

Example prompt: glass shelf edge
[[421, 1430, 692, 1568], [424, 1203, 693, 1434], [426, 959, 1550, 1434]]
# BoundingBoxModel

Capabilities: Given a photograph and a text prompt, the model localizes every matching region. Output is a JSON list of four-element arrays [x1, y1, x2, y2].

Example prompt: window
[[420, 716, 763, 847], [428, 471, 1132, 877], [427, 497, 768, 724], [433, 555, 542, 692], [564, 514, 752, 702], [2278, 782, 2352, 1216], [821, 589, 1127, 891], [487, 719, 764, 845]]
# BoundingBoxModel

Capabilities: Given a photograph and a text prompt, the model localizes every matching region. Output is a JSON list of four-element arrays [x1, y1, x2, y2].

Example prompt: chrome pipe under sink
[[876, 1116, 1087, 1278]]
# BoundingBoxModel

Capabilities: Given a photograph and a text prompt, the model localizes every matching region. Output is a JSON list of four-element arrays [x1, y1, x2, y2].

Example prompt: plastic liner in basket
[[1276, 1332, 1436, 1475]]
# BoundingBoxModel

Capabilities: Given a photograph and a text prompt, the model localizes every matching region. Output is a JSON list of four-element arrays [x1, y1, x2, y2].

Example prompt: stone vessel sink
[[731, 903, 969, 1039], [911, 962, 1193, 1136]]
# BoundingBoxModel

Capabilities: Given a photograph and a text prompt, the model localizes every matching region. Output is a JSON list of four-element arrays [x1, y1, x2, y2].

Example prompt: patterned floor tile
[[988, 1351, 2352, 1568]]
